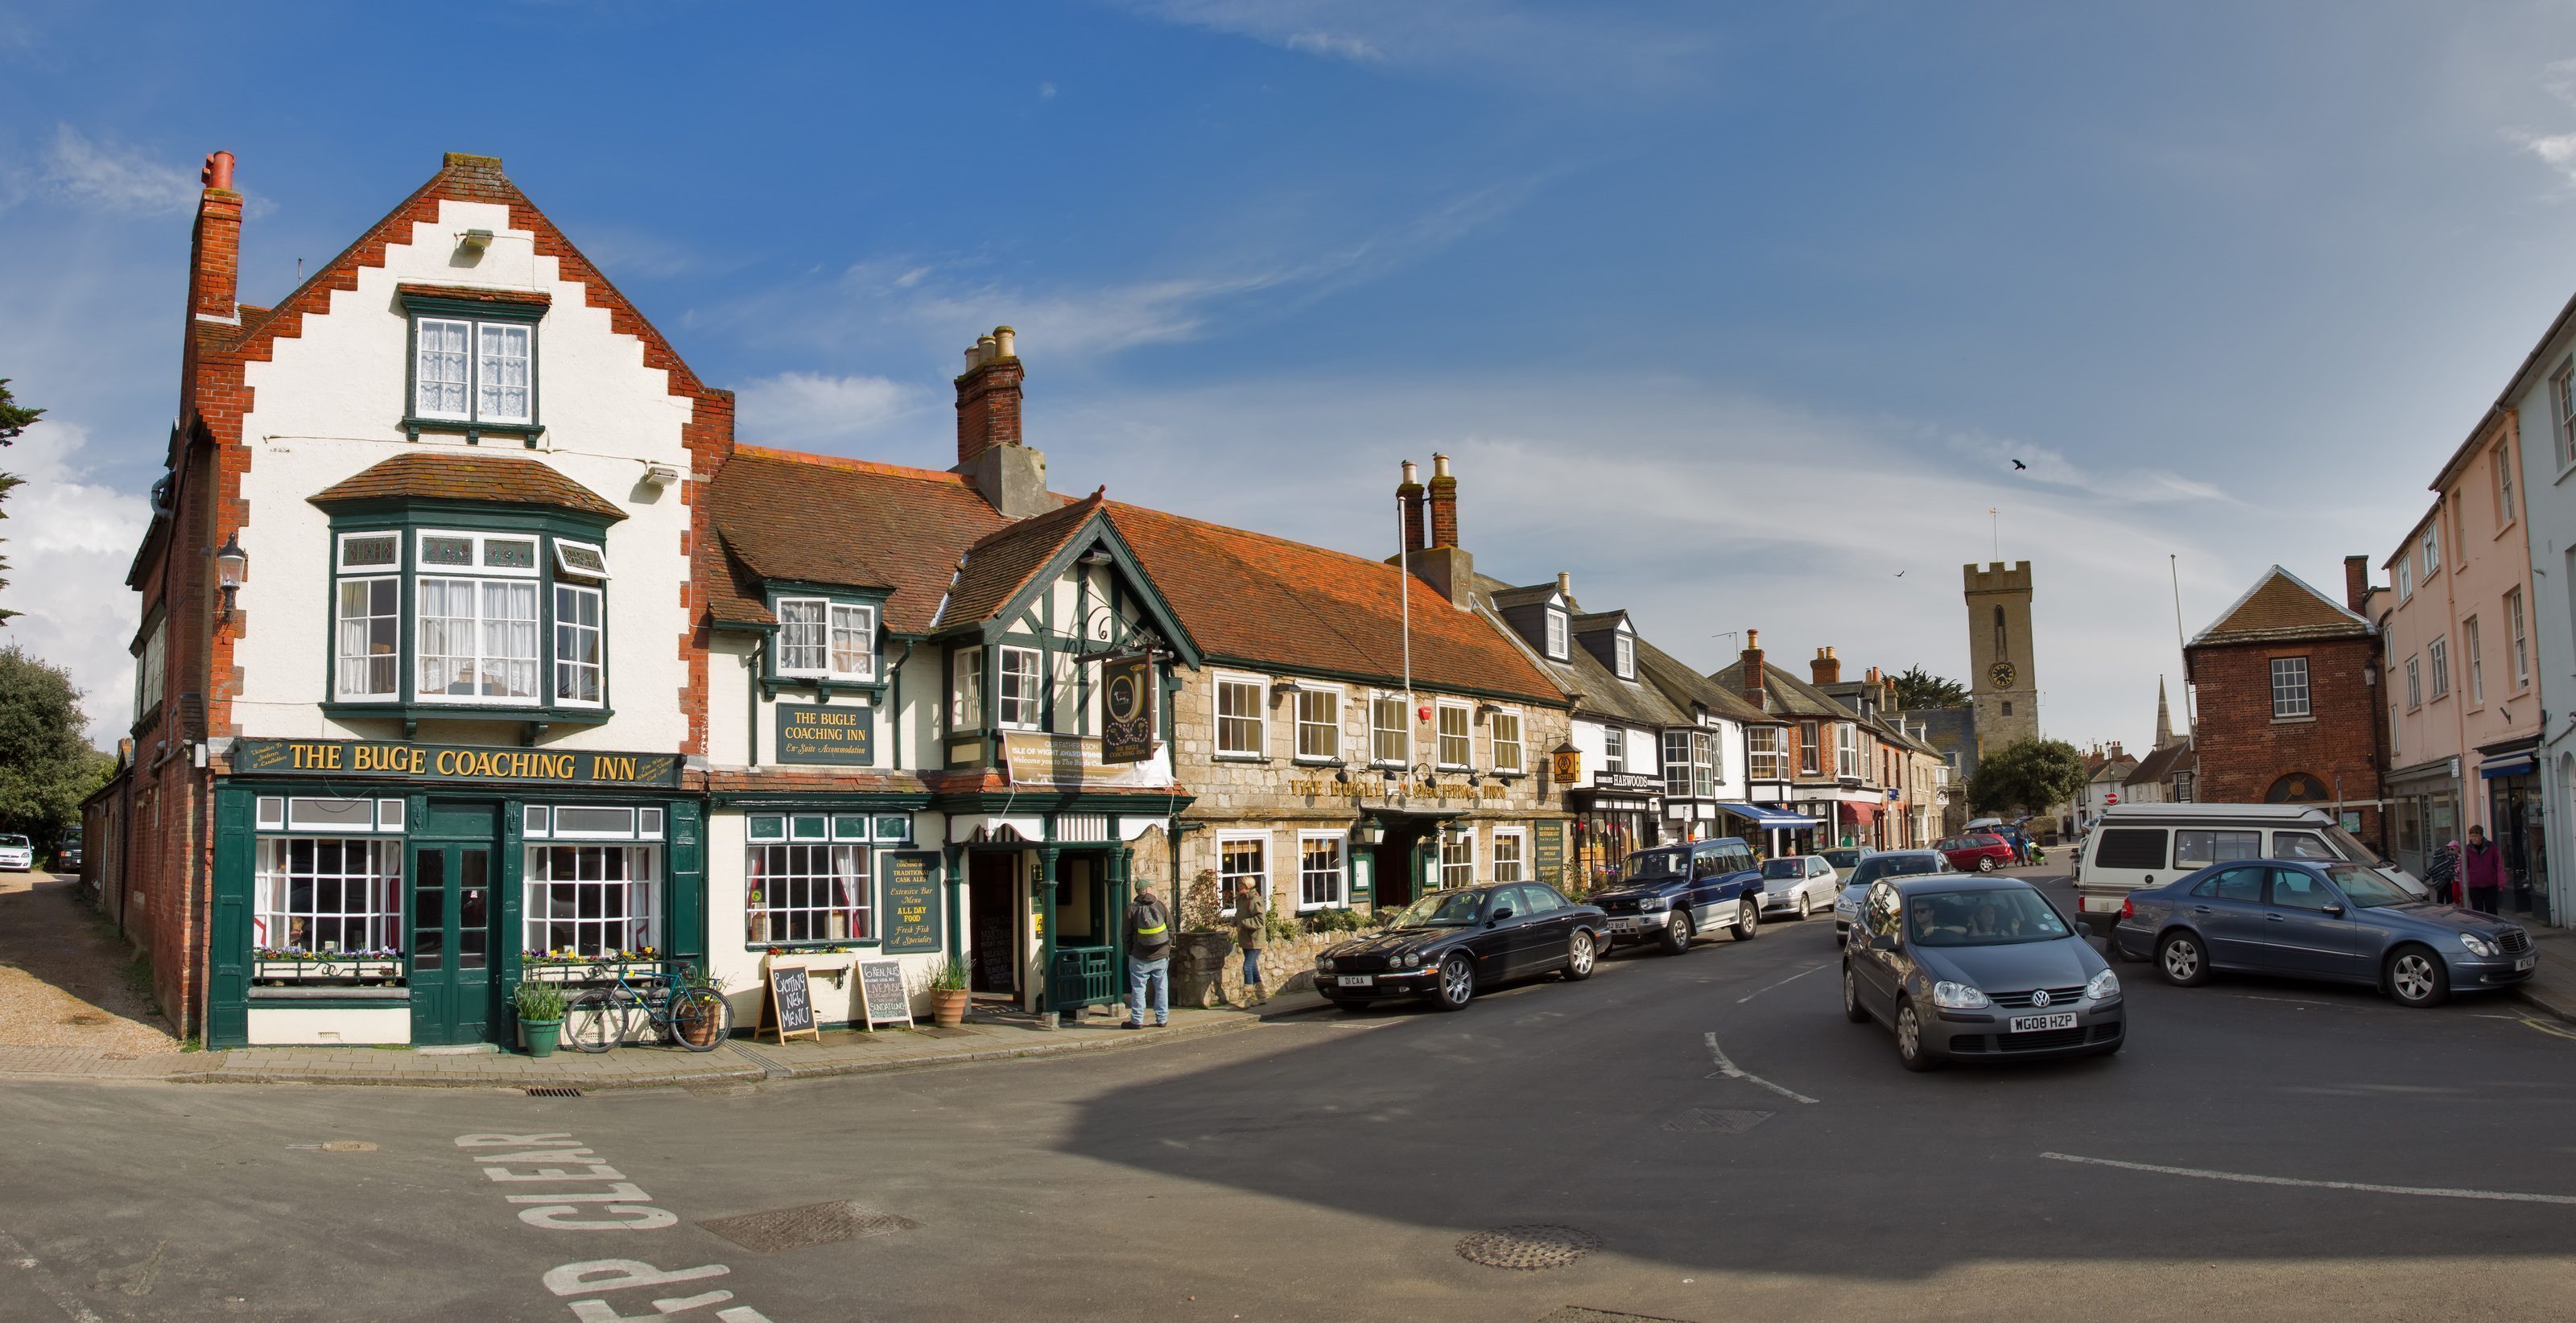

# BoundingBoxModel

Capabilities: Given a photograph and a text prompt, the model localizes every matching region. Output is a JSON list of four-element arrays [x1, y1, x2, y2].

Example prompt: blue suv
[[1591, 838, 1765, 954]]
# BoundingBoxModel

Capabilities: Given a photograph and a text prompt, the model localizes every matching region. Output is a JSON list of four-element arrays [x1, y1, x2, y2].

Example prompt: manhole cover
[[1661, 1107, 1773, 1134], [1456, 1224, 1600, 1271], [523, 1086, 584, 1098], [699, 1201, 919, 1254]]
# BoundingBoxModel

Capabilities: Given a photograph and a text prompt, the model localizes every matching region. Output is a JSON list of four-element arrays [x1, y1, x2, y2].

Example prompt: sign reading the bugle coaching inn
[[1099, 651, 1158, 765], [880, 851, 944, 954], [774, 703, 874, 765], [231, 739, 681, 788]]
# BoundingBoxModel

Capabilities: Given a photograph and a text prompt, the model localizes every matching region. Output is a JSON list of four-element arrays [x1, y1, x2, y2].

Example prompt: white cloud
[[2508, 59, 2576, 183], [1038, 80, 1059, 99], [40, 125, 200, 216], [736, 371, 931, 447], [0, 417, 150, 746], [1107, 0, 1709, 98], [1282, 30, 1382, 63]]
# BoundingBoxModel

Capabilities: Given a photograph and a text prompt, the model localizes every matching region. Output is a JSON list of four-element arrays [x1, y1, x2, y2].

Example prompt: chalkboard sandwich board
[[760, 964, 819, 1044], [857, 958, 914, 1030]]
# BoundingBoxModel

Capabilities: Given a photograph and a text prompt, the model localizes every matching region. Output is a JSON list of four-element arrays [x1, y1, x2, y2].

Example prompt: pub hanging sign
[[1100, 650, 1160, 765], [230, 738, 683, 788]]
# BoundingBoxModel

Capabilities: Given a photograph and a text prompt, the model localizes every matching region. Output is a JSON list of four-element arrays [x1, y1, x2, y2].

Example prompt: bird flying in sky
[[2011, 459, 2028, 470]]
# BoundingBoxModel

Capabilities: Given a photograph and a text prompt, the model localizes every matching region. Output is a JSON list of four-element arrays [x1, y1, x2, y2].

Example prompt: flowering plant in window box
[[252, 947, 403, 985], [518, 947, 662, 983]]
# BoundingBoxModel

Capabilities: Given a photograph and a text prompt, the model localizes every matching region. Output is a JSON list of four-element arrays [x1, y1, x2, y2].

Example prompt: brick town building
[[2183, 563, 2386, 848]]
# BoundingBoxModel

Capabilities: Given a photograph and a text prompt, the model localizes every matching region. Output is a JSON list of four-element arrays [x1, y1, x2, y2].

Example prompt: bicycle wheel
[[668, 987, 733, 1053], [563, 991, 627, 1053]]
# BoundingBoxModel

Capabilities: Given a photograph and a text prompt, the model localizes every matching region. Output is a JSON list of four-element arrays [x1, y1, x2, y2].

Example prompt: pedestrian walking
[[1232, 878, 1269, 1007], [2422, 840, 2458, 905], [2462, 826, 2506, 914], [1124, 883, 1173, 1028]]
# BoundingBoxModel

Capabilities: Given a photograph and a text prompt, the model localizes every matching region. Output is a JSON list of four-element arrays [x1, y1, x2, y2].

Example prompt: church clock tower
[[1964, 561, 2038, 749]]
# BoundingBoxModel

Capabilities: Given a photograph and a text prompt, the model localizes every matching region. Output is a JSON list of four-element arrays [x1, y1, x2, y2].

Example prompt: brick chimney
[[1810, 645, 1841, 686], [1426, 453, 1459, 548], [1398, 460, 1426, 554], [955, 327, 1047, 519], [2343, 554, 2372, 614], [1400, 455, 1473, 609], [1740, 629, 1767, 709], [189, 151, 242, 324]]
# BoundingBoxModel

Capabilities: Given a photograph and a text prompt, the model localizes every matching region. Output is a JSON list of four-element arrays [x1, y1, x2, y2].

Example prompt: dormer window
[[774, 598, 877, 682], [1545, 608, 1569, 661], [1613, 633, 1636, 680]]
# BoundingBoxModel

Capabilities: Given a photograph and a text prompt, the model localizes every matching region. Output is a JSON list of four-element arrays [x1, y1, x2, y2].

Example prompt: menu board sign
[[857, 958, 913, 1029], [1534, 821, 1567, 887], [881, 851, 943, 954]]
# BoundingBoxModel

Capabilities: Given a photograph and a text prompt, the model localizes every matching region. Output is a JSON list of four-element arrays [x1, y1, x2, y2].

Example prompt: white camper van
[[2070, 803, 2422, 933]]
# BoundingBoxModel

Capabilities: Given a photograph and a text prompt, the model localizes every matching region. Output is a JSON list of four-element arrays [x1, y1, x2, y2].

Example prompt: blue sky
[[8, 2, 2576, 747]]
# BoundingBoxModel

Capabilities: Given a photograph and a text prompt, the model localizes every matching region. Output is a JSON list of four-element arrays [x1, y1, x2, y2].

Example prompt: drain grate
[[1661, 1107, 1773, 1134], [522, 1086, 584, 1098], [1456, 1224, 1601, 1271], [699, 1201, 919, 1254]]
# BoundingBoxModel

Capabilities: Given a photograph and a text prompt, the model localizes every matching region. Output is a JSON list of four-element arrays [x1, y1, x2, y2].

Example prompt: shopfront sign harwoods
[[1001, 732, 1172, 789], [231, 739, 681, 788], [880, 851, 944, 954], [1099, 651, 1159, 765], [1591, 772, 1660, 793], [774, 703, 873, 765], [1287, 775, 1506, 802]]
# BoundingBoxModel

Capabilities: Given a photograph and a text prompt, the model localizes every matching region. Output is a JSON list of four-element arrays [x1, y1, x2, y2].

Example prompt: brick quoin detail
[[2188, 636, 2384, 847]]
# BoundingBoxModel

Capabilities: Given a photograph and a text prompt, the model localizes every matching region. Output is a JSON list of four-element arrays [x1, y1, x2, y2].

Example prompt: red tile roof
[[308, 451, 625, 521], [938, 489, 1108, 629], [2191, 566, 2369, 647], [708, 448, 1031, 634], [394, 282, 552, 311]]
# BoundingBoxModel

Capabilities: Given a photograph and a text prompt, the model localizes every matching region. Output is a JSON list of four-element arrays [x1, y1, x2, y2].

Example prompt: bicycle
[[563, 961, 733, 1053]]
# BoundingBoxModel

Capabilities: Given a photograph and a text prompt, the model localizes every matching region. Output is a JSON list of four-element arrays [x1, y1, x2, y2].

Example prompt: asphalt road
[[8, 876, 2576, 1323]]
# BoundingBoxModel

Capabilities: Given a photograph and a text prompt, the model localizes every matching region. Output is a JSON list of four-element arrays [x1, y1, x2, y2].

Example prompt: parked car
[[1314, 883, 1607, 1012], [2112, 858, 2531, 1008], [2072, 803, 2425, 936], [52, 828, 81, 872], [1834, 849, 1954, 934], [1935, 833, 2017, 874], [1843, 875, 2124, 1070], [1758, 855, 1840, 919], [1591, 838, 1765, 953], [0, 835, 31, 872], [1821, 848, 1864, 872]]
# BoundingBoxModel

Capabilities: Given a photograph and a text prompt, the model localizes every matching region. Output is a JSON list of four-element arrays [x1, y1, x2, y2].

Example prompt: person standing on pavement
[[1232, 879, 1269, 1007], [2424, 839, 2458, 905], [2462, 826, 2506, 914], [1124, 884, 1173, 1028]]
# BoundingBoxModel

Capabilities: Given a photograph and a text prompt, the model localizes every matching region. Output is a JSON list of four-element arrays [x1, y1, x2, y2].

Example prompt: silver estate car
[[1843, 876, 2124, 1071]]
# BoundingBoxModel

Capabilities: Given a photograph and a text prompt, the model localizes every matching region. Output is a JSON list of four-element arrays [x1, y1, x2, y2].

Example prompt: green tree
[[0, 646, 108, 849], [0, 378, 36, 626], [1967, 737, 2089, 815], [1890, 665, 1968, 709]]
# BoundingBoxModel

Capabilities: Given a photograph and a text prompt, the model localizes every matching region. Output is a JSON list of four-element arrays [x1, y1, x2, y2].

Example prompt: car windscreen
[[1393, 890, 1486, 928], [1852, 855, 1939, 884], [0, 836, 27, 848], [1904, 888, 2071, 946], [1621, 851, 1686, 882], [1760, 859, 1806, 878], [2326, 865, 2417, 909]]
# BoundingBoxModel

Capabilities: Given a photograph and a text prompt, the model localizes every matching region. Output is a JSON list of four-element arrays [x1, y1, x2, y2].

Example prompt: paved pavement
[[10, 895, 2576, 1322]]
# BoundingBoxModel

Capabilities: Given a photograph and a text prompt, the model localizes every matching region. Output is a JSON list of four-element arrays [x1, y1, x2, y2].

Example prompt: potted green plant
[[673, 965, 728, 1048], [514, 980, 568, 1058], [928, 957, 971, 1028]]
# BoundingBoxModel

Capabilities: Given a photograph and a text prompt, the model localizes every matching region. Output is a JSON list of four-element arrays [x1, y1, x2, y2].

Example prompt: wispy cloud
[[736, 371, 931, 447], [1108, 0, 1711, 99], [40, 125, 202, 216], [2508, 58, 2576, 184]]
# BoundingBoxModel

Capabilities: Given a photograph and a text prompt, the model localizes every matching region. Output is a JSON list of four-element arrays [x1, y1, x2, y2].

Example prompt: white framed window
[[1439, 827, 1476, 888], [745, 833, 869, 946], [1218, 832, 1268, 915], [1294, 686, 1340, 761], [775, 599, 828, 675], [1492, 827, 1527, 884], [254, 837, 404, 956], [1604, 727, 1625, 774], [524, 843, 657, 958], [477, 323, 531, 423], [1437, 701, 1472, 769], [998, 645, 1043, 729], [1613, 633, 1636, 680], [2274, 656, 2314, 718], [2467, 616, 2484, 705], [1798, 721, 1820, 775], [2421, 525, 2440, 576], [1663, 730, 1693, 798], [1748, 727, 1782, 779], [830, 604, 877, 680], [1297, 832, 1347, 910], [415, 317, 471, 419], [1544, 608, 1569, 661], [950, 648, 985, 732], [1835, 723, 1859, 778], [2396, 554, 2413, 602], [411, 312, 538, 426], [1370, 693, 1410, 765], [1216, 674, 1265, 757], [1692, 731, 1717, 797], [417, 577, 538, 704], [2405, 656, 2421, 710], [336, 575, 400, 699], [1490, 710, 1524, 773], [1702, 728, 1724, 788], [554, 583, 603, 707], [2428, 637, 2450, 699], [2509, 587, 2530, 689], [554, 540, 608, 579], [2499, 443, 2518, 524]]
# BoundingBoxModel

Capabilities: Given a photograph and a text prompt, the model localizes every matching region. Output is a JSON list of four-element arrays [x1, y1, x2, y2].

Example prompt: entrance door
[[410, 840, 499, 1045], [968, 852, 1021, 997]]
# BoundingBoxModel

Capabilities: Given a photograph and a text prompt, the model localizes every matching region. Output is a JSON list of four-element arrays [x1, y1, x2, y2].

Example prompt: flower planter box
[[253, 958, 403, 985], [522, 961, 665, 985]]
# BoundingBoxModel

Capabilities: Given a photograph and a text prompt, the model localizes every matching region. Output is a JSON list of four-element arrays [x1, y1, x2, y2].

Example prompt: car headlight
[[1317, 955, 1335, 971], [1636, 894, 1670, 910], [1931, 980, 1991, 1010], [2086, 969, 2120, 1001], [2460, 934, 2497, 958]]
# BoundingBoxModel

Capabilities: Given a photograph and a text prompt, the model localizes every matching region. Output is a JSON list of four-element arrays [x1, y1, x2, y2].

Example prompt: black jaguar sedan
[[1314, 883, 1608, 1012]]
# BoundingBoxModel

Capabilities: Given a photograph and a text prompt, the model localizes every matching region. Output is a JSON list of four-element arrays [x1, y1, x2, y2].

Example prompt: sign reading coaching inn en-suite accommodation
[[774, 703, 874, 765], [229, 738, 683, 788]]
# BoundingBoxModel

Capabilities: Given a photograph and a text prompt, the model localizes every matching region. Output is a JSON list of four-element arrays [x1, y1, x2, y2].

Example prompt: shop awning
[[1718, 803, 1818, 829], [2481, 754, 2537, 780], [1839, 801, 1879, 824]]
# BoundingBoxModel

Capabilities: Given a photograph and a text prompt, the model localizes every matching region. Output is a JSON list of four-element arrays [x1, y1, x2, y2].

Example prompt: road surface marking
[[456, 1132, 780, 1321], [1703, 1031, 1818, 1104], [0, 1226, 105, 1323], [1736, 963, 1828, 1004], [2040, 1152, 2576, 1205], [2520, 1017, 2576, 1042]]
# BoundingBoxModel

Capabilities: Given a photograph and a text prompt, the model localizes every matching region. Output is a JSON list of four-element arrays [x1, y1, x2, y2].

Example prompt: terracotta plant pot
[[930, 988, 970, 1028]]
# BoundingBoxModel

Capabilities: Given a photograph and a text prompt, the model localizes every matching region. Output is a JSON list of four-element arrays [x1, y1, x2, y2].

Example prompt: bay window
[[1664, 731, 1693, 797], [1835, 723, 1859, 779], [327, 521, 616, 717], [1749, 727, 1782, 779]]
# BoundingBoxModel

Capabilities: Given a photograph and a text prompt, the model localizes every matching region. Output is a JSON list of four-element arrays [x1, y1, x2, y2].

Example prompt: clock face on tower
[[1988, 662, 2018, 689]]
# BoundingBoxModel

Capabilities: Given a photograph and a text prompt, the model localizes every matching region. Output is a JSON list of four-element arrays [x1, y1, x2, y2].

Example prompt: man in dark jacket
[[1125, 884, 1173, 1028]]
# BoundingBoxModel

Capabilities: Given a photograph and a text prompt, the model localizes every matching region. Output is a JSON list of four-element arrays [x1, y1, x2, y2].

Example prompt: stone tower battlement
[[1964, 561, 2033, 593]]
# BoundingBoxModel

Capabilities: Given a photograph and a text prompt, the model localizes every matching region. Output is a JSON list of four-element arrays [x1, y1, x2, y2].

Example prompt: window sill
[[1291, 756, 1346, 768], [402, 416, 547, 448], [749, 942, 880, 955], [1212, 754, 1272, 765], [324, 701, 614, 732], [2273, 714, 2318, 725]]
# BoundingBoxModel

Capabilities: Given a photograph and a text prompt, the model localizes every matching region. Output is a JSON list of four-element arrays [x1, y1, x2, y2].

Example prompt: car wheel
[[1657, 911, 1693, 955], [1431, 954, 1476, 1011], [1562, 929, 1597, 982], [1730, 898, 1760, 942], [2386, 946, 2450, 1008], [1895, 999, 1941, 1072], [1795, 892, 1812, 921], [1843, 964, 1869, 1023], [2157, 931, 2211, 987], [1978, 856, 1996, 873]]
